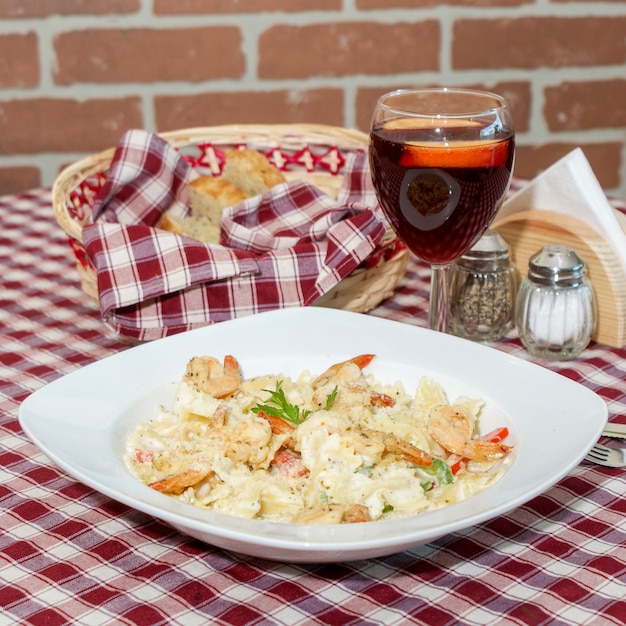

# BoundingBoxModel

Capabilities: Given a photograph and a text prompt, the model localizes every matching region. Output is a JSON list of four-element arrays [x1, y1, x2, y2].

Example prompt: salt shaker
[[516, 244, 595, 360], [450, 230, 518, 342]]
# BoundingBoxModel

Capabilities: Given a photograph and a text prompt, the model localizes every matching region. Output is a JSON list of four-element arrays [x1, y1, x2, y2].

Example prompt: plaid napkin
[[82, 130, 387, 341]]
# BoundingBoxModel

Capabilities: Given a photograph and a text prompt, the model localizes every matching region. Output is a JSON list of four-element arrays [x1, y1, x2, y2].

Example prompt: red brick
[[515, 143, 622, 190], [0, 166, 41, 195], [53, 27, 244, 85], [355, 82, 531, 133], [453, 17, 626, 69], [0, 0, 139, 18], [544, 79, 626, 132], [155, 89, 344, 131], [259, 21, 439, 79], [0, 33, 39, 88], [0, 98, 143, 154], [359, 0, 527, 6], [155, 0, 339, 13]]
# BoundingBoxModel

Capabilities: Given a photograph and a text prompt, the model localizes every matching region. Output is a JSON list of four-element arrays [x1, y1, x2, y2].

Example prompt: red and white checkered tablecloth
[[2, 188, 625, 625]]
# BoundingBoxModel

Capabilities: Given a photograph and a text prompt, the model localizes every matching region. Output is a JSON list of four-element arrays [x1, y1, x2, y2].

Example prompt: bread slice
[[189, 176, 249, 219], [221, 148, 286, 196], [158, 211, 220, 244], [157, 149, 285, 244], [158, 175, 250, 244]]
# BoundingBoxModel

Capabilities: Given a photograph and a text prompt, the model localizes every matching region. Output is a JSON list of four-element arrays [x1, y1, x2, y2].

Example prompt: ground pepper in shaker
[[516, 244, 596, 360], [450, 230, 517, 342]]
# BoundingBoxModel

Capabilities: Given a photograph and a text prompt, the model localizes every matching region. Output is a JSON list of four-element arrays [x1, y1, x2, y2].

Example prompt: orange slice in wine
[[399, 140, 511, 169]]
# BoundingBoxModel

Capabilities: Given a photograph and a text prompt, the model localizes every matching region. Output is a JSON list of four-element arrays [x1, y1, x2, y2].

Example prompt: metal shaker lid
[[456, 230, 510, 271], [527, 244, 586, 287]]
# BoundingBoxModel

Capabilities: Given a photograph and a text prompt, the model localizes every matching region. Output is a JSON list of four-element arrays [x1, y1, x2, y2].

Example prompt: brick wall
[[0, 0, 624, 198]]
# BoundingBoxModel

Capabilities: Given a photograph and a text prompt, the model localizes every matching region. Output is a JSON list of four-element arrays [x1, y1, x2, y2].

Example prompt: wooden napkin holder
[[493, 209, 626, 348]]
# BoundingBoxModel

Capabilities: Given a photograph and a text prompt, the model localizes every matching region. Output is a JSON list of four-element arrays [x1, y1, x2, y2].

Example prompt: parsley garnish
[[325, 386, 338, 410], [251, 381, 311, 425], [251, 381, 338, 425]]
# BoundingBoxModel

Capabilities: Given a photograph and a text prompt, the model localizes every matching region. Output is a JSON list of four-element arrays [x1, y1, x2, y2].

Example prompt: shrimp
[[428, 405, 512, 462], [225, 417, 273, 465], [341, 504, 372, 523], [209, 403, 228, 428], [255, 409, 299, 452], [184, 355, 241, 398], [348, 428, 432, 467], [256, 410, 294, 436], [148, 468, 210, 494], [381, 433, 433, 467], [313, 354, 375, 389], [365, 388, 396, 408], [270, 449, 309, 479], [313, 354, 395, 408]]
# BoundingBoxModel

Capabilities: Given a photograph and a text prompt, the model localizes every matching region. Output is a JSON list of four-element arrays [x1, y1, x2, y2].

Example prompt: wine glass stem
[[429, 264, 451, 333]]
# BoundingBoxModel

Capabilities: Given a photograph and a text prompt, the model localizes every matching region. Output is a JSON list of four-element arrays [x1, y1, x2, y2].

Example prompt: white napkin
[[499, 148, 626, 273]]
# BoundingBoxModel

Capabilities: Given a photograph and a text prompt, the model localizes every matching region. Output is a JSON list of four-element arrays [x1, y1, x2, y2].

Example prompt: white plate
[[19, 308, 607, 563]]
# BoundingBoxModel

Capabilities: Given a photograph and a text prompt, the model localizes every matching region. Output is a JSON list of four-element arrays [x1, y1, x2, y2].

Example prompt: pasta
[[124, 354, 514, 524]]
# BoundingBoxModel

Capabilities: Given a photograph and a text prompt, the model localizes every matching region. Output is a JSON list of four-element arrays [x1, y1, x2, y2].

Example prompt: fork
[[585, 443, 626, 467]]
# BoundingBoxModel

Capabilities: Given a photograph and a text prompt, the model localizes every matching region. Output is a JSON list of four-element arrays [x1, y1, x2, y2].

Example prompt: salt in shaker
[[516, 244, 595, 360], [450, 230, 518, 342]]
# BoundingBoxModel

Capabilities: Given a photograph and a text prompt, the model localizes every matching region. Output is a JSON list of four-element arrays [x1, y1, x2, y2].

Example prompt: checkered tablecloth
[[2, 188, 625, 626]]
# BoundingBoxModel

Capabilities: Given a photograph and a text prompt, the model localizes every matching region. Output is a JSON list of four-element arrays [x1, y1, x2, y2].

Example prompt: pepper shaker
[[450, 230, 518, 342], [516, 244, 596, 360]]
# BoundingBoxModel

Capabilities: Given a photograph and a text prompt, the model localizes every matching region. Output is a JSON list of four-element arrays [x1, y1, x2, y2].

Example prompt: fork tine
[[593, 443, 610, 458], [585, 444, 609, 462], [585, 443, 626, 467]]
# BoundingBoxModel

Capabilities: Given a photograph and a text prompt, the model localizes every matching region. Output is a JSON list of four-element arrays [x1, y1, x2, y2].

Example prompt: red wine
[[370, 123, 515, 265]]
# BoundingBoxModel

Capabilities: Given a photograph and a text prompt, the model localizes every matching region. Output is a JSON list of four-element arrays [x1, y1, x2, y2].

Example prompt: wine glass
[[369, 88, 515, 333]]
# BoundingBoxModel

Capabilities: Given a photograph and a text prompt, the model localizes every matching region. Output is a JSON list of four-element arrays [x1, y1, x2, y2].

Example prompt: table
[[2, 188, 625, 626]]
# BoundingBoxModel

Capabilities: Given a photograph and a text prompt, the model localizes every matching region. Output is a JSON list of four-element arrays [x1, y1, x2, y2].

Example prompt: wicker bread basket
[[52, 123, 408, 313]]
